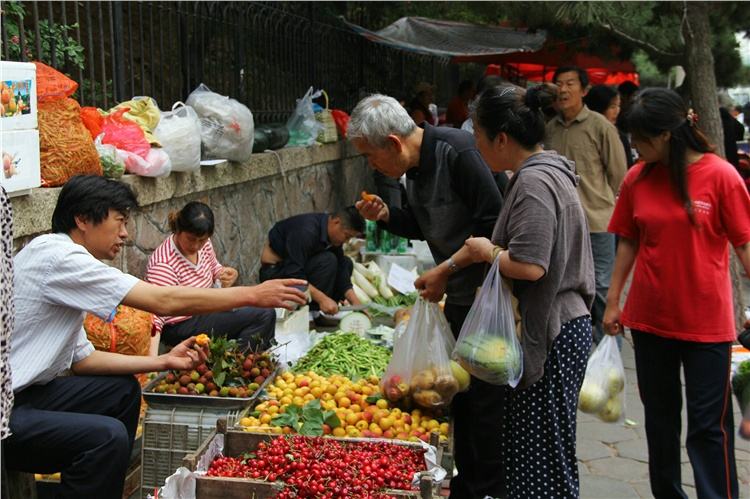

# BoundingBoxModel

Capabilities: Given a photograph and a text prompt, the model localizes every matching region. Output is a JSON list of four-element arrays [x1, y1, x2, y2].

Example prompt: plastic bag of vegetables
[[381, 298, 467, 410], [578, 335, 626, 422], [452, 254, 523, 387], [94, 135, 125, 178]]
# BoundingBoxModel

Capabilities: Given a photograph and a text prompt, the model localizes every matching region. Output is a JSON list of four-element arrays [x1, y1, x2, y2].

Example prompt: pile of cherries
[[207, 435, 426, 498]]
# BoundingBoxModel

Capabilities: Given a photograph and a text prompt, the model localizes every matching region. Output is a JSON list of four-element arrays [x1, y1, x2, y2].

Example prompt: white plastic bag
[[117, 147, 172, 177], [453, 255, 523, 386], [381, 298, 465, 410], [578, 335, 626, 423], [185, 84, 254, 163], [286, 87, 325, 147], [154, 102, 202, 172], [94, 135, 125, 178]]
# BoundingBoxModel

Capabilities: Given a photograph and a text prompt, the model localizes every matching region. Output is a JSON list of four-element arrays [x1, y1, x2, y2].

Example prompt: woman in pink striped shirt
[[147, 202, 276, 350]]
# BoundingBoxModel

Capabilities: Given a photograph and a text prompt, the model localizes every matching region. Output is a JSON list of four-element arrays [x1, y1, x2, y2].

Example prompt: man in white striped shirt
[[4, 175, 306, 498]]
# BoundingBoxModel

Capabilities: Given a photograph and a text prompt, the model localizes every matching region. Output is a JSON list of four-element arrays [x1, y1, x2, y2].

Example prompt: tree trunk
[[683, 2, 723, 154], [683, 1, 745, 332]]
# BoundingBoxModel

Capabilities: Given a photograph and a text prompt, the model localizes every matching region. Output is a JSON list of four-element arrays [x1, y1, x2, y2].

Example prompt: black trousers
[[4, 375, 141, 499], [444, 303, 507, 499], [161, 306, 276, 350], [259, 251, 352, 310], [631, 330, 738, 499]]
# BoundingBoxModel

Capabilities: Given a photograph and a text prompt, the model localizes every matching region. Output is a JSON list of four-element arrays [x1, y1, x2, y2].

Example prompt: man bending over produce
[[259, 207, 364, 316], [4, 175, 306, 498], [349, 94, 505, 499]]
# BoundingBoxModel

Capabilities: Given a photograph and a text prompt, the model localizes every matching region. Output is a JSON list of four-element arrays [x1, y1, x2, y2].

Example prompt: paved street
[[577, 332, 750, 499]]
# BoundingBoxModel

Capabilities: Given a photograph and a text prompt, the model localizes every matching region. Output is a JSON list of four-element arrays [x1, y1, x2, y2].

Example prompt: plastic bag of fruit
[[381, 298, 468, 410], [453, 253, 523, 386], [577, 334, 626, 423]]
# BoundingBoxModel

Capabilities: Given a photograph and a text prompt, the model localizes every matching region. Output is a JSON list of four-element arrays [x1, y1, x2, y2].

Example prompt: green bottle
[[365, 220, 378, 252]]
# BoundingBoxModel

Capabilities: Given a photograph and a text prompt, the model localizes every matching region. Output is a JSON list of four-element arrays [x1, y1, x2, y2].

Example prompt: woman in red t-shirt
[[604, 88, 750, 499]]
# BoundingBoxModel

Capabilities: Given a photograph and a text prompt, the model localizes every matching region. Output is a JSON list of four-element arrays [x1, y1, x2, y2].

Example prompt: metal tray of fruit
[[142, 366, 279, 410]]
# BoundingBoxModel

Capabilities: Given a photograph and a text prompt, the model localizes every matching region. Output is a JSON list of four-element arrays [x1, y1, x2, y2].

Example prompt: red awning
[[461, 41, 639, 86]]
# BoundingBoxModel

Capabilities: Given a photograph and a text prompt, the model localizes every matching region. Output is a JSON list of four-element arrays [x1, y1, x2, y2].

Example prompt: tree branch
[[599, 22, 682, 59]]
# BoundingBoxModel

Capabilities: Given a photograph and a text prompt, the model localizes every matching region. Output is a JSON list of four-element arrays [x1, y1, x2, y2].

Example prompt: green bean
[[292, 332, 392, 379]]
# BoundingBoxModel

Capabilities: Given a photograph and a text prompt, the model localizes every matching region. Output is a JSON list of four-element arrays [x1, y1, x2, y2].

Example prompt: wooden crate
[[183, 420, 438, 499]]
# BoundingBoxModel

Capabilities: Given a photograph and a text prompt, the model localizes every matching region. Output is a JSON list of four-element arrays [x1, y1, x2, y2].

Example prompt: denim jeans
[[589, 232, 619, 346]]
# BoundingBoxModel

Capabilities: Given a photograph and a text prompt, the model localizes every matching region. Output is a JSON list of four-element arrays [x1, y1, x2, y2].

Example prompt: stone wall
[[11, 141, 373, 284]]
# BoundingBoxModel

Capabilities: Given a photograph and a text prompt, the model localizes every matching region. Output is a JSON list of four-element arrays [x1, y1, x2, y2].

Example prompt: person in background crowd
[[719, 99, 744, 168], [349, 94, 505, 499], [447, 83, 595, 498], [462, 76, 512, 195], [604, 88, 750, 499], [585, 84, 635, 167], [408, 82, 438, 126], [732, 104, 744, 123], [0, 187, 14, 444], [446, 79, 476, 127], [546, 66, 627, 346], [147, 201, 276, 351], [259, 208, 364, 317], [4, 175, 306, 498], [616, 80, 640, 132]]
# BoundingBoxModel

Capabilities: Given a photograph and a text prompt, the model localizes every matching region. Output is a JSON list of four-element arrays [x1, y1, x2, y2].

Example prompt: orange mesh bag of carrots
[[38, 98, 102, 186], [84, 305, 154, 357], [33, 61, 78, 102]]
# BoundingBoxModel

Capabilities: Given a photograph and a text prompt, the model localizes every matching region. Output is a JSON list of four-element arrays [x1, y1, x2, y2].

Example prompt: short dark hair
[[475, 83, 559, 149], [168, 201, 214, 236], [617, 80, 639, 98], [584, 84, 619, 115], [335, 206, 365, 234], [51, 175, 138, 233], [553, 66, 589, 89]]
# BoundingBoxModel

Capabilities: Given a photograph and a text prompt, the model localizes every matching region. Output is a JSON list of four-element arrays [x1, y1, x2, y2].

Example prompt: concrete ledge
[[11, 141, 360, 239]]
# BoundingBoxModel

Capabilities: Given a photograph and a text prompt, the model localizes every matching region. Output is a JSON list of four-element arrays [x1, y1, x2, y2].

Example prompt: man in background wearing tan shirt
[[545, 66, 627, 344]]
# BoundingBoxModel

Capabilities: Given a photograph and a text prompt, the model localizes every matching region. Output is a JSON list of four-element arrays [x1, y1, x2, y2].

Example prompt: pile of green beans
[[292, 332, 391, 379]]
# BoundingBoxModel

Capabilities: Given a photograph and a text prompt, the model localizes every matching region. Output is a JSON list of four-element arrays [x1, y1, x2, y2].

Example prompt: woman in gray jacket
[[446, 83, 595, 498]]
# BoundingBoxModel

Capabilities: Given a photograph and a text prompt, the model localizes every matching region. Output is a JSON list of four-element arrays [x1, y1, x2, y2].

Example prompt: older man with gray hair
[[350, 94, 506, 499]]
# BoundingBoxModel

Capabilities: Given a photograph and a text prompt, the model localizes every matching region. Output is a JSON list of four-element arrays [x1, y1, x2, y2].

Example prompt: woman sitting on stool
[[147, 201, 276, 350]]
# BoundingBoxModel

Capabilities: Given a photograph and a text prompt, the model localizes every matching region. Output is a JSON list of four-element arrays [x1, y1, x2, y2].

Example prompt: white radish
[[377, 277, 394, 299], [351, 283, 370, 303], [352, 269, 379, 298], [353, 261, 374, 280], [366, 261, 385, 277]]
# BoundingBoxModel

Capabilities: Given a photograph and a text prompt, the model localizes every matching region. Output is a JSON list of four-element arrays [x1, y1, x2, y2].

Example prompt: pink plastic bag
[[100, 108, 150, 159]]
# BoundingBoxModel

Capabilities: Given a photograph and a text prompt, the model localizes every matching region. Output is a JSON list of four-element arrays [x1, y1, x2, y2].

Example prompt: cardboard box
[[0, 61, 37, 131], [1, 129, 41, 196]]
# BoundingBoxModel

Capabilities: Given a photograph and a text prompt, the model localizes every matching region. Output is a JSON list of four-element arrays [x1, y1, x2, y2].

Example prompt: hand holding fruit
[[161, 336, 207, 371], [464, 237, 495, 264], [249, 279, 308, 309], [355, 192, 389, 223], [219, 266, 239, 288], [414, 266, 448, 303]]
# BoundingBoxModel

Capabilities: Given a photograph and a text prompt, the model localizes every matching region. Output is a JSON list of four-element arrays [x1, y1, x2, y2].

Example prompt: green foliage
[[271, 399, 341, 436], [631, 50, 667, 87], [1, 1, 86, 71]]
